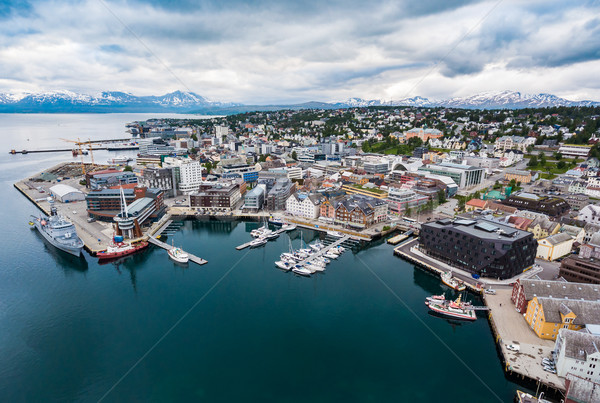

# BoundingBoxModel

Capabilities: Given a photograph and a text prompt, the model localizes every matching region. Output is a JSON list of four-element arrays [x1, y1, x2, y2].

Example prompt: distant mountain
[[0, 89, 598, 113], [0, 90, 239, 113]]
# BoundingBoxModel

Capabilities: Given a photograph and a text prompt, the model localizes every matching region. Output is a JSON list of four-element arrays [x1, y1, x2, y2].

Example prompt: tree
[[554, 152, 563, 160], [291, 151, 297, 160], [123, 165, 133, 172], [557, 160, 566, 169], [437, 189, 446, 204], [204, 161, 213, 174], [405, 207, 412, 217], [362, 142, 371, 152], [528, 155, 538, 167]]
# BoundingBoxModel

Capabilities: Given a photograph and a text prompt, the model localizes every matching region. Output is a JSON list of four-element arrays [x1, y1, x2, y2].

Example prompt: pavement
[[486, 290, 565, 391]]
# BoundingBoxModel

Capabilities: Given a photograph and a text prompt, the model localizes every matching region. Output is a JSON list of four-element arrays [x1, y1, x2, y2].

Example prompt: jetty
[[387, 230, 414, 245], [235, 228, 287, 250], [295, 235, 351, 273], [148, 235, 207, 265]]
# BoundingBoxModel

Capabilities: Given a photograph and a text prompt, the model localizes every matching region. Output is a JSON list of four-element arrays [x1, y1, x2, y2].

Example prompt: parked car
[[506, 344, 520, 352], [484, 288, 496, 295]]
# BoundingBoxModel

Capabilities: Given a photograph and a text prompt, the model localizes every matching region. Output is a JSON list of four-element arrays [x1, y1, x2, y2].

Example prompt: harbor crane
[[60, 138, 96, 175]]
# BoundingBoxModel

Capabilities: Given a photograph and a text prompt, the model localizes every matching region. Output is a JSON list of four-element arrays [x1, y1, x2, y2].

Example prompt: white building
[[554, 329, 600, 382], [48, 184, 85, 203], [536, 232, 574, 261], [558, 145, 592, 158], [163, 157, 205, 195], [285, 193, 321, 219], [579, 205, 600, 226]]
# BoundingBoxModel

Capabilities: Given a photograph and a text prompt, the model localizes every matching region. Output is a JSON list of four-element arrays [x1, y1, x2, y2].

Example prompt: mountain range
[[0, 89, 598, 113]]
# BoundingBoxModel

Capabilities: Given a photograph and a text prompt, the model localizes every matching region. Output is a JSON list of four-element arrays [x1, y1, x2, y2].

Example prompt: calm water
[[0, 114, 526, 402]]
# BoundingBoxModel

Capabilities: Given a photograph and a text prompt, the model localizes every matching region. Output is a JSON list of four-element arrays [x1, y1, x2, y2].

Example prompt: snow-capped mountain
[[441, 90, 600, 109], [340, 96, 435, 108], [0, 90, 239, 112]]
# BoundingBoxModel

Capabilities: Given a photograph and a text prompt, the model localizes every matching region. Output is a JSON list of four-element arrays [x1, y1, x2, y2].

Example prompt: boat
[[425, 294, 446, 304], [275, 260, 293, 271], [309, 241, 324, 251], [249, 237, 267, 248], [168, 246, 189, 263], [268, 217, 284, 226], [292, 266, 312, 277], [441, 270, 466, 292], [97, 234, 148, 260], [31, 199, 84, 256], [264, 232, 280, 241], [327, 230, 343, 237], [324, 252, 339, 259], [106, 142, 139, 151], [306, 263, 325, 272], [107, 156, 133, 165], [426, 295, 477, 321], [281, 223, 296, 231]]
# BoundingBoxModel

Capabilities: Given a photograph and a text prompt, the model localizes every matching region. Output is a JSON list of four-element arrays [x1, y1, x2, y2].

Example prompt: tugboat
[[441, 270, 467, 292], [31, 199, 84, 256], [426, 295, 477, 321], [96, 234, 148, 260]]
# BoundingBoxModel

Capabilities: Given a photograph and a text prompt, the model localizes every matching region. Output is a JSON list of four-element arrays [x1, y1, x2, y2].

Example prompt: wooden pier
[[148, 235, 207, 265], [387, 230, 414, 245]]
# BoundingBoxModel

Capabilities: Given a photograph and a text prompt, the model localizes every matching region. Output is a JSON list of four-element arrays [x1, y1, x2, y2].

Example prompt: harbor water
[[0, 114, 529, 401]]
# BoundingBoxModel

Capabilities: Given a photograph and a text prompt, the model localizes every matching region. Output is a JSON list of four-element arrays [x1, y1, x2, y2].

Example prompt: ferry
[[426, 295, 477, 321], [107, 156, 133, 165], [441, 270, 466, 292], [97, 235, 148, 260]]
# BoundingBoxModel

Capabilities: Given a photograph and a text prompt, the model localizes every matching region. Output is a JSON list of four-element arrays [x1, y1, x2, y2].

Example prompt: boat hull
[[97, 242, 148, 260], [426, 302, 476, 321], [34, 221, 83, 256]]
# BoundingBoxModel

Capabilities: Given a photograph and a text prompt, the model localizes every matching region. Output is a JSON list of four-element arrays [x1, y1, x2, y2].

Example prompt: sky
[[1, 0, 599, 104]]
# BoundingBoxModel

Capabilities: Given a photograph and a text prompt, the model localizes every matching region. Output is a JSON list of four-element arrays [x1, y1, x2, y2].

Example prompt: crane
[[60, 138, 96, 175]]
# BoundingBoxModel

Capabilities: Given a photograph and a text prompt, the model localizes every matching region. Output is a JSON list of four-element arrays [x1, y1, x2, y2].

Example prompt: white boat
[[107, 156, 133, 164], [327, 230, 343, 238], [292, 266, 311, 277], [335, 246, 346, 253], [264, 232, 280, 240], [314, 257, 330, 265], [168, 246, 189, 263], [309, 241, 324, 251], [281, 252, 300, 262], [251, 225, 272, 238], [281, 223, 297, 231], [275, 260, 293, 271], [324, 252, 339, 259], [249, 238, 267, 248], [306, 263, 325, 272], [268, 217, 284, 226]]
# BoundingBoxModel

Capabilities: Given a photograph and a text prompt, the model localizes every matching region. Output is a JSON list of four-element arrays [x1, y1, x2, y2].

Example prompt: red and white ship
[[426, 295, 477, 321], [97, 235, 148, 260]]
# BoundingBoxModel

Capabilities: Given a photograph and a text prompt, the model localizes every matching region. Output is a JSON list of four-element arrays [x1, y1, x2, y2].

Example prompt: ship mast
[[120, 186, 129, 218]]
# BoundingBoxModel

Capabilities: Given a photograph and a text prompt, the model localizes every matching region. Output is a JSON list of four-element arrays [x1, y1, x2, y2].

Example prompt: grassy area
[[352, 184, 385, 194]]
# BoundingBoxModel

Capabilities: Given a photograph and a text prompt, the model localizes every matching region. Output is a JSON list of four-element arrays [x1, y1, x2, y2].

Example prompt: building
[[48, 184, 85, 203], [554, 329, 600, 383], [138, 138, 176, 155], [86, 169, 138, 190], [465, 198, 489, 212], [536, 232, 574, 261], [405, 128, 443, 142], [139, 166, 176, 198], [418, 162, 485, 189], [285, 192, 322, 219], [503, 192, 570, 217], [385, 188, 429, 214], [504, 169, 532, 184], [563, 194, 590, 211], [561, 224, 586, 244], [86, 186, 164, 222], [564, 373, 600, 402], [363, 160, 389, 175], [265, 178, 295, 211], [525, 297, 600, 340], [163, 157, 205, 195], [525, 215, 561, 239], [334, 194, 388, 229], [560, 256, 600, 284], [494, 135, 534, 152], [221, 163, 260, 183], [511, 279, 600, 314], [243, 186, 265, 211], [419, 218, 537, 279], [189, 180, 243, 211], [114, 191, 166, 239], [558, 144, 592, 158], [578, 204, 600, 225]]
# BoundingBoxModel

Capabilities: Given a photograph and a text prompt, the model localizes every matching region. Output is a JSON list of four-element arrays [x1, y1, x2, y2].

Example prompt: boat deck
[[148, 235, 207, 265]]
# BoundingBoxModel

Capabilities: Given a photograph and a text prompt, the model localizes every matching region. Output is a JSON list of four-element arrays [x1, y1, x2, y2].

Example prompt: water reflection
[[35, 232, 89, 274], [100, 247, 155, 292]]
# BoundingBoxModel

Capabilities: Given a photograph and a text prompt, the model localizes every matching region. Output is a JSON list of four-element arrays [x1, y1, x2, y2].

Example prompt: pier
[[387, 230, 414, 245], [236, 228, 287, 250], [9, 138, 135, 154], [294, 235, 350, 273], [147, 235, 207, 265]]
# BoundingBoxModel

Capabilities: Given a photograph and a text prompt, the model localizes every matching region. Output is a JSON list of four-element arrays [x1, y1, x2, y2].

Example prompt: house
[[526, 215, 561, 239], [524, 296, 600, 340], [504, 169, 532, 184], [507, 215, 533, 231], [554, 329, 600, 383], [578, 204, 600, 225], [285, 192, 322, 219], [334, 194, 388, 229], [511, 278, 600, 314], [465, 198, 488, 212], [536, 232, 574, 261], [561, 224, 586, 244]]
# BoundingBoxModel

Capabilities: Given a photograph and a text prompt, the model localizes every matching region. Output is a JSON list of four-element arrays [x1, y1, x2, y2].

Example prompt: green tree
[[557, 160, 566, 169], [123, 165, 133, 172], [405, 207, 412, 217], [362, 142, 371, 153], [528, 155, 538, 167], [204, 161, 212, 174], [437, 189, 446, 204], [291, 151, 297, 160]]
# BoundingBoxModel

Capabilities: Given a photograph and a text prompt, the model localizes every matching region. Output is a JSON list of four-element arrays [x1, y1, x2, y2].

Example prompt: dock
[[295, 235, 351, 273], [235, 228, 287, 250], [387, 230, 414, 245], [147, 236, 207, 265]]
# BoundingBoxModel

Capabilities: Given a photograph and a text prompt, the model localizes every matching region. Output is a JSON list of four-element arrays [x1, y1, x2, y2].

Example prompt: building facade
[[554, 329, 600, 383]]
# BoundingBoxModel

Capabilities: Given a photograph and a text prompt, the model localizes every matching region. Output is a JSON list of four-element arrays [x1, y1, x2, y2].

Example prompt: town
[[14, 104, 600, 402]]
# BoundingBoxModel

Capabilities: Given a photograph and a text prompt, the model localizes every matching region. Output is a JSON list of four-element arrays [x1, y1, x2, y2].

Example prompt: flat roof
[[424, 218, 529, 241]]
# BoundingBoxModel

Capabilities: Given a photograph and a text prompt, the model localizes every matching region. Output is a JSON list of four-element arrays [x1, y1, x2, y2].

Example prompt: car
[[484, 288, 496, 295], [543, 367, 556, 374], [506, 344, 520, 352]]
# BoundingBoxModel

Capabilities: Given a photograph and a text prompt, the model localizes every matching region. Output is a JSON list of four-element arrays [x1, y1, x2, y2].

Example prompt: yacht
[[281, 223, 297, 231], [249, 237, 267, 248], [292, 266, 311, 277], [426, 295, 476, 321], [275, 260, 293, 271], [168, 246, 189, 263], [324, 252, 339, 259], [327, 230, 343, 238]]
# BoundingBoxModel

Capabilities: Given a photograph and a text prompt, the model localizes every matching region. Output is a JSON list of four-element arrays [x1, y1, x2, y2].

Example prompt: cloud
[[0, 0, 599, 103]]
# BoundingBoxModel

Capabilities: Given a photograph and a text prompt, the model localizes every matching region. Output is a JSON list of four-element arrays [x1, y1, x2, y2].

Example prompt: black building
[[419, 218, 537, 279], [502, 192, 570, 217]]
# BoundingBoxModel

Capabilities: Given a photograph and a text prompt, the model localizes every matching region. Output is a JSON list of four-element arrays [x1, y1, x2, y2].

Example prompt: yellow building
[[504, 169, 532, 184], [524, 296, 600, 340], [526, 216, 560, 240]]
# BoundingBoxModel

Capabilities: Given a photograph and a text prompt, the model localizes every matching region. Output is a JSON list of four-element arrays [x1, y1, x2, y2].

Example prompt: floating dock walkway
[[148, 235, 207, 265], [235, 228, 287, 250], [296, 235, 351, 273], [387, 230, 414, 245]]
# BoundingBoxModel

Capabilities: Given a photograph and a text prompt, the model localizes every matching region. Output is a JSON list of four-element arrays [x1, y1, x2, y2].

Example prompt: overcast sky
[[1, 0, 599, 104]]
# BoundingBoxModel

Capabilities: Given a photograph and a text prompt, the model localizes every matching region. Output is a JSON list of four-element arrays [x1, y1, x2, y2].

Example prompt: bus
[[402, 217, 417, 224]]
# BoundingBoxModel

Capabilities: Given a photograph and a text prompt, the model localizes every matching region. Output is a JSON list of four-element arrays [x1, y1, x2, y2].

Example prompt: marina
[[148, 235, 207, 265]]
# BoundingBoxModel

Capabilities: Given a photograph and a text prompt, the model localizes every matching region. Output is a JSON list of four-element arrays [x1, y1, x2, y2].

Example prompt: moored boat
[[281, 223, 296, 231], [97, 235, 148, 260], [292, 266, 311, 277], [441, 270, 466, 292], [426, 295, 476, 321], [168, 246, 189, 263], [249, 237, 267, 248], [327, 230, 343, 238], [31, 200, 84, 256]]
